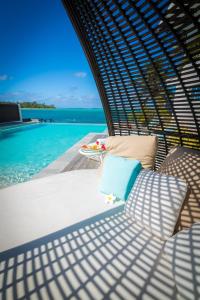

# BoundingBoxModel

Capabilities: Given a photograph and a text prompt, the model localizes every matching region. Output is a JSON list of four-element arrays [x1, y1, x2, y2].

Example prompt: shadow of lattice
[[158, 147, 200, 231], [164, 223, 200, 300], [0, 206, 176, 300], [125, 169, 187, 239]]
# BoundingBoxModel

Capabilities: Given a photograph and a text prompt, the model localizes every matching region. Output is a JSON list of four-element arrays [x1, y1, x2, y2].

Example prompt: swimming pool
[[0, 123, 106, 188]]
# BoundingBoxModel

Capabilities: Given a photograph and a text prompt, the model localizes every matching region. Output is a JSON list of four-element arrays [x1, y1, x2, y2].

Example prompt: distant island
[[20, 101, 56, 109], [0, 101, 56, 109]]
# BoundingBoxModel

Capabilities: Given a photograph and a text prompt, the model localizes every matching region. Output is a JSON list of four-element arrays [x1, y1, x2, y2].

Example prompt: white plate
[[80, 142, 103, 152]]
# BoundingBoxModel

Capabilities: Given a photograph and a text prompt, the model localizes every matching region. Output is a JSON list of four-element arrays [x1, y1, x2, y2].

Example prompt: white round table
[[79, 148, 107, 164]]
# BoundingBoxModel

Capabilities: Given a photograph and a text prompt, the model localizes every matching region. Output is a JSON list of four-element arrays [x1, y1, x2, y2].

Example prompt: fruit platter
[[79, 140, 107, 161], [80, 140, 106, 153]]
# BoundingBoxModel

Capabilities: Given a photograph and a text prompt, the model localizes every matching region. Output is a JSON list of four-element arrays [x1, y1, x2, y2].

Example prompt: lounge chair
[[0, 142, 199, 300]]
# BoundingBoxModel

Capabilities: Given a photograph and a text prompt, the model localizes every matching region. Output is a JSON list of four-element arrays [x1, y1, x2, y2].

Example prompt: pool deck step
[[62, 133, 106, 172], [34, 132, 107, 179]]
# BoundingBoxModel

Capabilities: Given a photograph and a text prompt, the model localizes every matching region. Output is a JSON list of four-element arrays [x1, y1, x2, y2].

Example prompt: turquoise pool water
[[0, 123, 106, 188], [22, 108, 106, 123]]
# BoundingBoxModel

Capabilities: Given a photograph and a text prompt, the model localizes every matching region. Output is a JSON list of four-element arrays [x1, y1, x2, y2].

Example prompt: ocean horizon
[[22, 107, 106, 124]]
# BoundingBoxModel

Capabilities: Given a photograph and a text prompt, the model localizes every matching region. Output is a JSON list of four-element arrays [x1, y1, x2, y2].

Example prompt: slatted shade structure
[[62, 0, 200, 167]]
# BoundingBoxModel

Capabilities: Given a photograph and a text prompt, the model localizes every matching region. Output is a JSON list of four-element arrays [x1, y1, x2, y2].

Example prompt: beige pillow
[[105, 135, 158, 169]]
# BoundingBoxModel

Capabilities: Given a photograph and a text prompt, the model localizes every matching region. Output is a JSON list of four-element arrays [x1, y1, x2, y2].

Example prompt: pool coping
[[33, 131, 107, 179]]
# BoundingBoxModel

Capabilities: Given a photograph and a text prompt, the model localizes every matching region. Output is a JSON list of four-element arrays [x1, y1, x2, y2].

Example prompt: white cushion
[[125, 170, 188, 240], [0, 169, 122, 252], [164, 223, 200, 300]]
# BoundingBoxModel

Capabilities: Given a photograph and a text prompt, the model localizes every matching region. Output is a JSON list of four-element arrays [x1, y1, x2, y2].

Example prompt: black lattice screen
[[62, 0, 200, 166]]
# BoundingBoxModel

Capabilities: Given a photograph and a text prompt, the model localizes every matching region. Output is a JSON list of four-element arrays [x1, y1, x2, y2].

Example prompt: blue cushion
[[100, 154, 142, 201]]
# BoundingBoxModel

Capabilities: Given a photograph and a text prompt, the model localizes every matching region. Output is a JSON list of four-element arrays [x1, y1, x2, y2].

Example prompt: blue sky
[[0, 0, 101, 108]]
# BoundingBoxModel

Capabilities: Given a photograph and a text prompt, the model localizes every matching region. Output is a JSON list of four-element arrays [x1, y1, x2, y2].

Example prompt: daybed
[[0, 140, 199, 300]]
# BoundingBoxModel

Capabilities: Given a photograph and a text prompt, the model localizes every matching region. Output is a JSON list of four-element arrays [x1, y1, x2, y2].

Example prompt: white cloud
[[0, 90, 102, 108], [0, 74, 11, 81], [74, 72, 87, 78], [0, 91, 42, 102]]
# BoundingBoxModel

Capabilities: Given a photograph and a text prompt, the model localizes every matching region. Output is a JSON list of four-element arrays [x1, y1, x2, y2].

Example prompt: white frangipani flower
[[105, 194, 116, 204]]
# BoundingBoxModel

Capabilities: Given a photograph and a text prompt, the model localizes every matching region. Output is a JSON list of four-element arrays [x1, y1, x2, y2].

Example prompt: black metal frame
[[62, 0, 200, 167]]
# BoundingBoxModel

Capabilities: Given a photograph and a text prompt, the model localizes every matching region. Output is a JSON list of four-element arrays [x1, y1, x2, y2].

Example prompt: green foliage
[[0, 101, 55, 109], [130, 59, 174, 128], [19, 101, 55, 109], [182, 33, 200, 62], [127, 108, 155, 126]]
